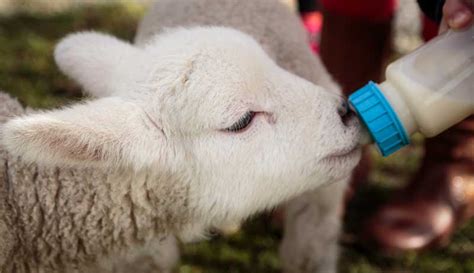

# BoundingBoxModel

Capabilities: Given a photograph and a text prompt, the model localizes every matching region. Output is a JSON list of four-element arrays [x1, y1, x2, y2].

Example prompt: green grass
[[1, 4, 473, 273], [0, 3, 142, 108]]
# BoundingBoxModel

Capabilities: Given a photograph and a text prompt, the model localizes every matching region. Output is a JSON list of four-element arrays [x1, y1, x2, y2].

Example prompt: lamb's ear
[[55, 31, 145, 98], [2, 98, 165, 169]]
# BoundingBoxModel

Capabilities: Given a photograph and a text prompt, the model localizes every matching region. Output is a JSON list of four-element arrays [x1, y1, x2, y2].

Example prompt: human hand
[[439, 0, 474, 33], [440, 0, 473, 32]]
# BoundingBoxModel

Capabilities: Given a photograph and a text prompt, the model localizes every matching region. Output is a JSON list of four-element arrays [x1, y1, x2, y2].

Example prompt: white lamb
[[0, 0, 361, 272]]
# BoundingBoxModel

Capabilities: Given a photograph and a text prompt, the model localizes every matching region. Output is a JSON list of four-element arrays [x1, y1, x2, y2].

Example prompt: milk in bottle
[[349, 24, 473, 156]]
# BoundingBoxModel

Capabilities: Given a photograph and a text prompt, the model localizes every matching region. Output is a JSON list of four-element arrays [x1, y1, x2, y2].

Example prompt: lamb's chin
[[320, 147, 362, 180]]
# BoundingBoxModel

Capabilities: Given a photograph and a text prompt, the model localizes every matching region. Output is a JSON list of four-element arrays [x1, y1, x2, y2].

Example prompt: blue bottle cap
[[348, 81, 410, 156]]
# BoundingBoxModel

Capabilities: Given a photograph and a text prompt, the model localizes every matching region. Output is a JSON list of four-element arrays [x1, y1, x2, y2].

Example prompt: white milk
[[349, 24, 473, 156]]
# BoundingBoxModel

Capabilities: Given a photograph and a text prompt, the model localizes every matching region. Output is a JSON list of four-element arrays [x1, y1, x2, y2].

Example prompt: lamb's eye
[[225, 111, 256, 132]]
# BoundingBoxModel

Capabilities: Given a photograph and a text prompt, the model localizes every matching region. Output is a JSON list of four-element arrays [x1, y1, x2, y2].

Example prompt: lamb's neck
[[4, 156, 191, 269]]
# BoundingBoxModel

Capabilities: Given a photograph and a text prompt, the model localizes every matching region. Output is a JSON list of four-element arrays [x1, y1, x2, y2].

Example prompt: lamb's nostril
[[337, 100, 356, 126]]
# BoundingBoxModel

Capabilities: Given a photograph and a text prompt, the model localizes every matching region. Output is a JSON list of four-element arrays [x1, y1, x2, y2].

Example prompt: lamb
[[137, 1, 355, 272], [0, 92, 182, 273], [0, 0, 361, 272]]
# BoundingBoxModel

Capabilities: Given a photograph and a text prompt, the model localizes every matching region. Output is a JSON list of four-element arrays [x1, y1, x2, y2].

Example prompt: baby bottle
[[349, 24, 473, 156]]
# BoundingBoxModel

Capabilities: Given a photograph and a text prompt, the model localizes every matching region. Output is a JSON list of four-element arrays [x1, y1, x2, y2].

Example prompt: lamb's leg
[[279, 180, 347, 273]]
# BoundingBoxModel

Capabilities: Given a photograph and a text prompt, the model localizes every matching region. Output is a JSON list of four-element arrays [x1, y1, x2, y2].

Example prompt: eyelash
[[225, 111, 256, 133]]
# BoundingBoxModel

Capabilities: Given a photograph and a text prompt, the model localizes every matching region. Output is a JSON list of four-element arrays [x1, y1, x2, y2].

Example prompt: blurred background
[[0, 0, 473, 272]]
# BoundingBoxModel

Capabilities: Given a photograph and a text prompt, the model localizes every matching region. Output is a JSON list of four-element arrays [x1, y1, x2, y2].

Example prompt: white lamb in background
[[0, 0, 361, 272]]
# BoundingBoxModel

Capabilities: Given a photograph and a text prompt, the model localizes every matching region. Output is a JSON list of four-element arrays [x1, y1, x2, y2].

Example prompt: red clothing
[[321, 0, 398, 22], [300, 0, 439, 53], [319, 0, 439, 40]]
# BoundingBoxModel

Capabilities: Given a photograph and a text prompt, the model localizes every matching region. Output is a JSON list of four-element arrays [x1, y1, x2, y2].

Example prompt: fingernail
[[449, 11, 471, 28]]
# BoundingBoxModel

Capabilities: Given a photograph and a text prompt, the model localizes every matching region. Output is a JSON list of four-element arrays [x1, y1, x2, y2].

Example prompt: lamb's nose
[[337, 101, 349, 117], [338, 100, 355, 126]]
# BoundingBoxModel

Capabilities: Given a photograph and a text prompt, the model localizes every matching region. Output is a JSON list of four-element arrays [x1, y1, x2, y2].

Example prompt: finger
[[438, 18, 450, 34], [443, 0, 473, 29]]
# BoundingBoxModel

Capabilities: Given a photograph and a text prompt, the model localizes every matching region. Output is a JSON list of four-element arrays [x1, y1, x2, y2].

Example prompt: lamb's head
[[1, 27, 361, 238]]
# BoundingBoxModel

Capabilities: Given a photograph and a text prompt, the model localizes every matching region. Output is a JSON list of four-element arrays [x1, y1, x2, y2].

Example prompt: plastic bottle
[[349, 24, 474, 156]]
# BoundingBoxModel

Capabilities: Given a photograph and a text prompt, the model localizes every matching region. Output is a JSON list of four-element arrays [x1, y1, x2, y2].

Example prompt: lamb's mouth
[[321, 145, 361, 164]]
